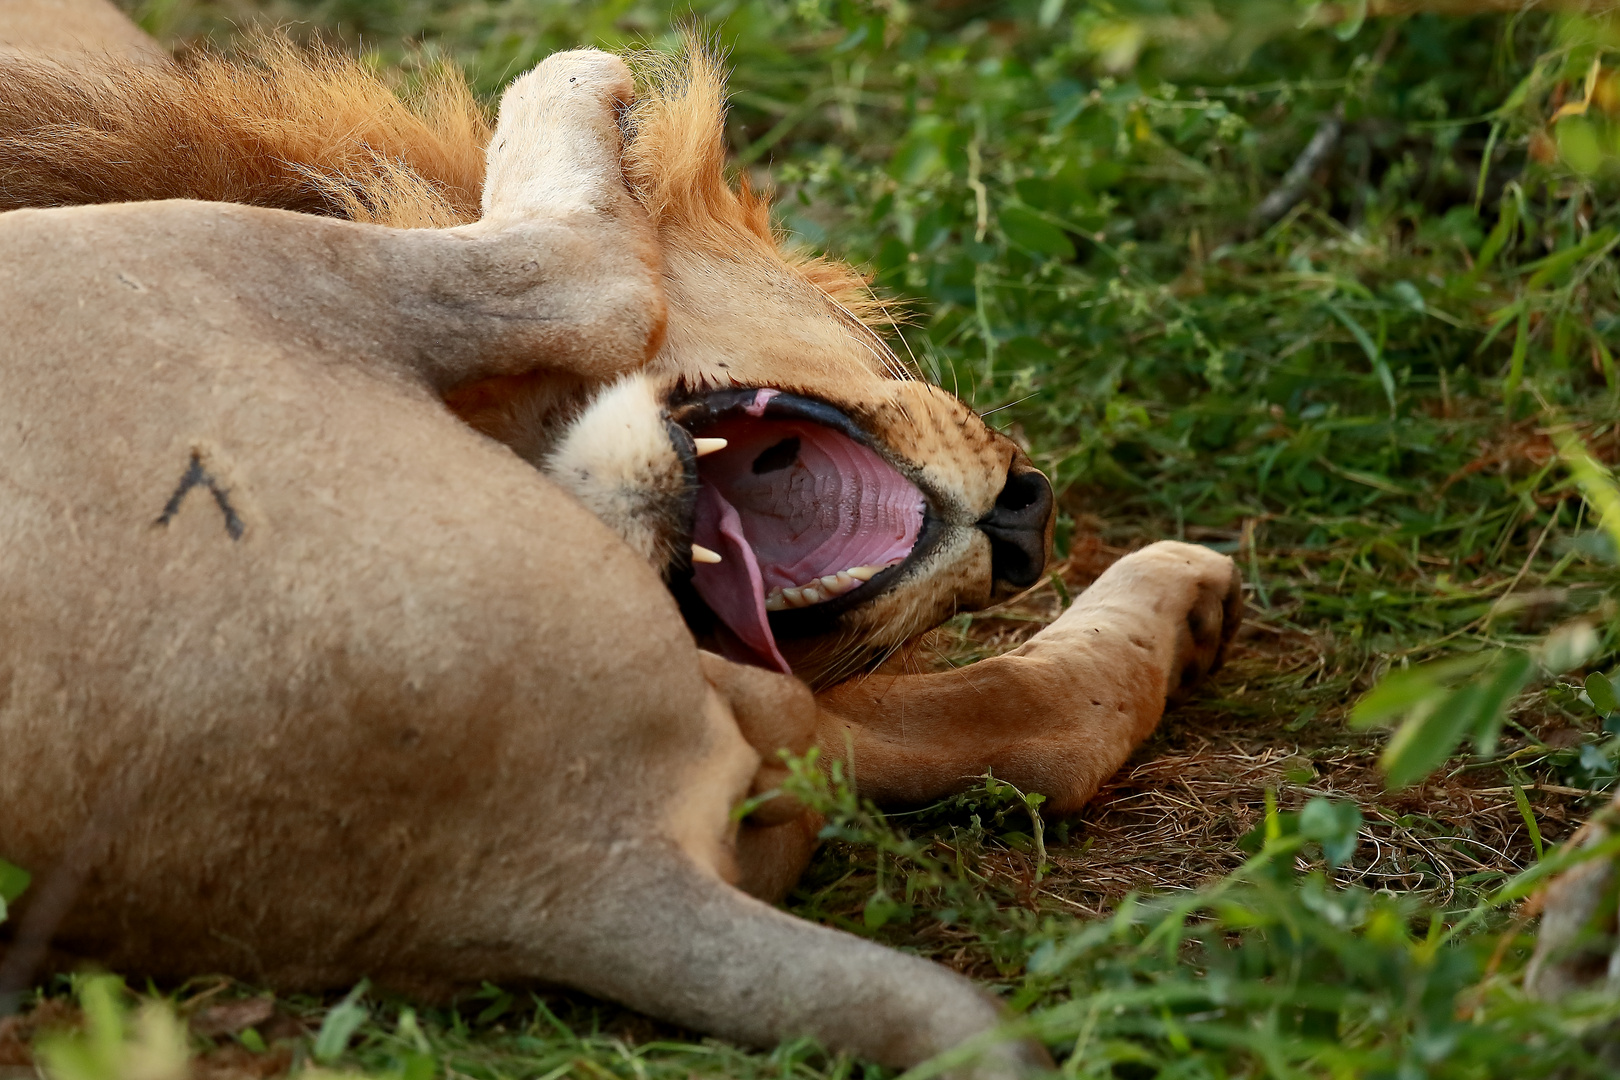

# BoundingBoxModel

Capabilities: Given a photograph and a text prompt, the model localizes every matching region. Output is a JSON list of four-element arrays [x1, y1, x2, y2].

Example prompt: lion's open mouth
[[675, 390, 928, 672]]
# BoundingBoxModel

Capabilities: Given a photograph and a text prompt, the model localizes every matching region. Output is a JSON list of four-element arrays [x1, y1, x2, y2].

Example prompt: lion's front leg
[[814, 541, 1242, 814]]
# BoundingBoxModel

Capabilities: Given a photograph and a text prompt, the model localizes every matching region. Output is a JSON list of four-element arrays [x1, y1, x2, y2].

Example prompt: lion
[[0, 2, 1242, 1073]]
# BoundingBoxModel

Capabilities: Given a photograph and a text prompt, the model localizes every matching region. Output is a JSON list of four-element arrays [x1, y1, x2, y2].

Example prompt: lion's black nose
[[978, 462, 1054, 590]]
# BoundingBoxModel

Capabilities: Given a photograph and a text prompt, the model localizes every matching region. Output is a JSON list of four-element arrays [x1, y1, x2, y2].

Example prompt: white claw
[[693, 437, 728, 457], [691, 543, 723, 564]]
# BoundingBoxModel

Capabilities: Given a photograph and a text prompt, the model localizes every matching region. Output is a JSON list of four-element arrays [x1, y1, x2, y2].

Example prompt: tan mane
[[618, 45, 886, 325], [0, 35, 488, 227], [0, 33, 896, 331]]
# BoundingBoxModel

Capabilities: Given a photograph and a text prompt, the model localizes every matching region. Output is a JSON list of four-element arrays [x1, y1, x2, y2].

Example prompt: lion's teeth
[[691, 543, 723, 564], [693, 437, 728, 457], [762, 562, 904, 608]]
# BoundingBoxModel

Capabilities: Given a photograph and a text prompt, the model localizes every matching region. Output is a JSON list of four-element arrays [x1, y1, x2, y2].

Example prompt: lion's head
[[0, 39, 1054, 686]]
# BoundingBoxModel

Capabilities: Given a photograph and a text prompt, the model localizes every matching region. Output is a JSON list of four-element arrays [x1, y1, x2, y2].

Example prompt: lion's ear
[[542, 374, 694, 574]]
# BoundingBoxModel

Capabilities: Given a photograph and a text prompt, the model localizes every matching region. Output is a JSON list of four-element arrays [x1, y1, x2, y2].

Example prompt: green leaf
[[475, 990, 513, 1025], [1390, 279, 1426, 313], [1477, 297, 1524, 354], [1587, 671, 1620, 715], [0, 858, 30, 904], [1523, 227, 1618, 290], [401, 1051, 437, 1080], [1298, 798, 1363, 866], [1503, 304, 1530, 402], [999, 203, 1076, 258], [1469, 194, 1519, 280], [1350, 654, 1492, 728], [862, 890, 910, 930], [1376, 651, 1532, 788], [1469, 650, 1534, 757], [1557, 115, 1603, 175], [1381, 685, 1480, 790], [1333, 0, 1367, 40], [888, 123, 947, 183], [1511, 783, 1544, 860], [313, 981, 370, 1064], [1554, 427, 1620, 560], [1324, 302, 1394, 411]]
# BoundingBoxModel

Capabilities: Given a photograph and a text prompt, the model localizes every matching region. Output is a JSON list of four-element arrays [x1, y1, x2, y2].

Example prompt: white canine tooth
[[782, 587, 804, 607], [820, 575, 842, 593], [691, 543, 723, 564], [847, 565, 879, 581], [693, 437, 728, 457]]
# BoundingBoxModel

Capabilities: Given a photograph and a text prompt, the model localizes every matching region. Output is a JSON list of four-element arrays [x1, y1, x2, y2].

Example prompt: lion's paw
[[543, 374, 694, 573], [1094, 540, 1242, 701], [1153, 541, 1241, 700]]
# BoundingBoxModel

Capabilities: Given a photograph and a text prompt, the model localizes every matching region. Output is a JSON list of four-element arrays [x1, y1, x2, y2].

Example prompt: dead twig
[[1251, 103, 1345, 231]]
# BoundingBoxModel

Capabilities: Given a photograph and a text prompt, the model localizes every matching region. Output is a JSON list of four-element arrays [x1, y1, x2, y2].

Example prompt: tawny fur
[[619, 46, 902, 347]]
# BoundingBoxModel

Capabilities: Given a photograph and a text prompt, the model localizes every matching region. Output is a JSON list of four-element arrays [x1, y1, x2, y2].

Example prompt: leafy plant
[[0, 857, 28, 926], [1355, 429, 1620, 791], [35, 976, 189, 1080]]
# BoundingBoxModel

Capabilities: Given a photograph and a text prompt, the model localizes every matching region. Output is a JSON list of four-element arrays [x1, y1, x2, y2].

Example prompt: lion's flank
[[0, 33, 897, 335]]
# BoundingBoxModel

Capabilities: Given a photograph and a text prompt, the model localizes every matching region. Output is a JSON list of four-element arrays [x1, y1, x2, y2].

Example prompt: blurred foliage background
[[12, 0, 1620, 1076]]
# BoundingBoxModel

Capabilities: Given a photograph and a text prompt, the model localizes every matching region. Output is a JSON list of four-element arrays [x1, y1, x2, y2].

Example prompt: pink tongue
[[692, 485, 791, 673]]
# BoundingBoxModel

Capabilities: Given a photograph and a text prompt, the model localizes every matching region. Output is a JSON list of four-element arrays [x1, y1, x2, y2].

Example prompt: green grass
[[10, 0, 1620, 1076]]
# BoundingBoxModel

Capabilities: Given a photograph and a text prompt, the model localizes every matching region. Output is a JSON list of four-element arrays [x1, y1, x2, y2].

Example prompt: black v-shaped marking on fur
[[155, 454, 245, 540]]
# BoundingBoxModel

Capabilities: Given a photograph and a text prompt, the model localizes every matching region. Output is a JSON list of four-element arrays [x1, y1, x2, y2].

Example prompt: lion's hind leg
[[439, 49, 667, 441], [471, 48, 666, 372], [546, 845, 1049, 1078]]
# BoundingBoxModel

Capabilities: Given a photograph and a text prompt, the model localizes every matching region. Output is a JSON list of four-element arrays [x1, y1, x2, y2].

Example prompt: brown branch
[[1251, 103, 1346, 231]]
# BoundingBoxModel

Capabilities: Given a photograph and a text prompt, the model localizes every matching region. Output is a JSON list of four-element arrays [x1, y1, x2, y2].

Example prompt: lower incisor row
[[763, 562, 896, 610]]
